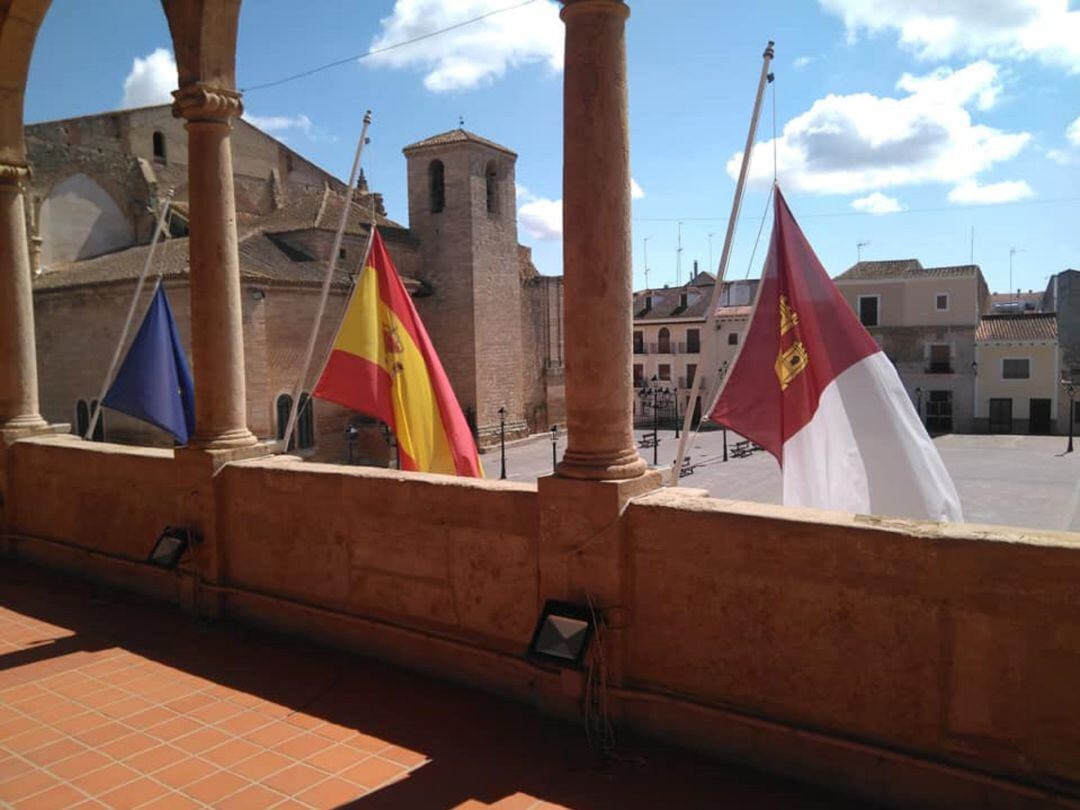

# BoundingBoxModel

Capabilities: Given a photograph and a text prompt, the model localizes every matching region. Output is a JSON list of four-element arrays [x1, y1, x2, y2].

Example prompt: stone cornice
[[172, 83, 244, 123], [0, 162, 30, 186]]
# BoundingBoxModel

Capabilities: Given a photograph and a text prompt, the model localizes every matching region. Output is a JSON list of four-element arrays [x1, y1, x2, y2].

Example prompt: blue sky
[[25, 0, 1080, 295]]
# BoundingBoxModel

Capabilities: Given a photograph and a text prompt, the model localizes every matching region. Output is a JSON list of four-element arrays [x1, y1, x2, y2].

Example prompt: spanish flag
[[314, 229, 483, 477]]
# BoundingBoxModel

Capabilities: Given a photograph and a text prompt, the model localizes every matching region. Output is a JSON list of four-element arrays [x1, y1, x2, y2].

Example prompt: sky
[[24, 0, 1080, 295]]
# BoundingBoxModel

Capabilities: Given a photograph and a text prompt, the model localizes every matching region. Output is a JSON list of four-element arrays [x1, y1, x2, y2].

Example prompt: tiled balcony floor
[[0, 560, 873, 809]]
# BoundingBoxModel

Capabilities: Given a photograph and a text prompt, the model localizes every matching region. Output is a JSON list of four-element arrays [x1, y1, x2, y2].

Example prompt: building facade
[[973, 313, 1061, 434]]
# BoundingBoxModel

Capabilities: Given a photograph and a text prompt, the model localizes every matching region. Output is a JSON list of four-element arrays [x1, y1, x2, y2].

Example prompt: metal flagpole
[[670, 41, 774, 485], [85, 189, 175, 440], [281, 110, 372, 453]]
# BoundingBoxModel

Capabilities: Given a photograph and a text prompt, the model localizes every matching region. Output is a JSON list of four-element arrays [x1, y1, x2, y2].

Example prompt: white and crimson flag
[[709, 188, 962, 522]]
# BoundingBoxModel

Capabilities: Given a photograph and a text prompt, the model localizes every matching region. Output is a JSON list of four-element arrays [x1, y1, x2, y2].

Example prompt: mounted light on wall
[[148, 526, 194, 569], [527, 599, 596, 669], [252, 290, 266, 301]]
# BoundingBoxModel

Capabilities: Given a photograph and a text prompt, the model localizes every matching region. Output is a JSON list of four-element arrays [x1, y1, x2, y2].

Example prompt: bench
[[639, 434, 658, 449], [678, 457, 696, 478], [731, 440, 753, 458]]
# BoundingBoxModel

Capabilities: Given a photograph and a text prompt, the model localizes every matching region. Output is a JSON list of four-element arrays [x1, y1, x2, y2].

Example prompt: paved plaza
[[492, 430, 1080, 532]]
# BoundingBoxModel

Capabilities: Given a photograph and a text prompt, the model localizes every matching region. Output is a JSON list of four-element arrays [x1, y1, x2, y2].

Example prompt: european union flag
[[103, 283, 195, 444]]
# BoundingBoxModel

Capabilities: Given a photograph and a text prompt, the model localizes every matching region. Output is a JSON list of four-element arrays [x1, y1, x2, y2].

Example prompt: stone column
[[0, 164, 46, 433], [173, 85, 256, 449], [557, 0, 646, 481]]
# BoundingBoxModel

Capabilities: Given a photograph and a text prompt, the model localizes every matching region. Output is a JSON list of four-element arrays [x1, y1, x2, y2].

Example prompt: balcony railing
[[924, 363, 954, 374], [642, 342, 697, 355]]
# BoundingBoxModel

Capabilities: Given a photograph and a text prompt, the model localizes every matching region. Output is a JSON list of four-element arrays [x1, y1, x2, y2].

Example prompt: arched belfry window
[[658, 327, 671, 354], [276, 393, 314, 451], [429, 159, 445, 213], [485, 160, 498, 214], [152, 131, 166, 164]]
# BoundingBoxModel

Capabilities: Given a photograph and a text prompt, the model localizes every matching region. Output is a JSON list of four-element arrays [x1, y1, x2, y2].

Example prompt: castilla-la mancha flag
[[314, 228, 483, 477], [709, 188, 962, 521]]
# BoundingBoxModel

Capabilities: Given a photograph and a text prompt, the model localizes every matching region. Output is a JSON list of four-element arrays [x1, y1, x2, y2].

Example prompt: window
[[633, 331, 644, 354], [152, 131, 166, 164], [1002, 358, 1030, 380], [429, 160, 445, 213], [686, 364, 697, 386], [989, 398, 1013, 434], [935, 293, 949, 311], [926, 390, 953, 433], [728, 332, 739, 346], [658, 364, 671, 381], [633, 364, 644, 385], [276, 393, 315, 450], [679, 292, 688, 310], [658, 327, 671, 354], [686, 329, 700, 353], [485, 160, 498, 214], [928, 344, 951, 374], [858, 295, 879, 326]]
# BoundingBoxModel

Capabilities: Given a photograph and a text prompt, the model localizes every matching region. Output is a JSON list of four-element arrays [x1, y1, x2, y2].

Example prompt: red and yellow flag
[[314, 229, 483, 477]]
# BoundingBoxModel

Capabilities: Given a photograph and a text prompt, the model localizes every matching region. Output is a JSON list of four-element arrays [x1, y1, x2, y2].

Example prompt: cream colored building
[[974, 313, 1061, 434], [835, 260, 990, 433]]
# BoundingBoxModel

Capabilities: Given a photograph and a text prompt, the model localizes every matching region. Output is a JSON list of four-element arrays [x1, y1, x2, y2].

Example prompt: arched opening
[[485, 160, 498, 214], [658, 327, 671, 354], [276, 393, 314, 451], [429, 159, 445, 213], [152, 131, 166, 164]]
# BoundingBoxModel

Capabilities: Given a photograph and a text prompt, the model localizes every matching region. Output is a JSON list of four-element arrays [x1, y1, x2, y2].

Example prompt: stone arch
[[485, 159, 499, 214], [0, 1, 53, 168], [38, 172, 135, 265]]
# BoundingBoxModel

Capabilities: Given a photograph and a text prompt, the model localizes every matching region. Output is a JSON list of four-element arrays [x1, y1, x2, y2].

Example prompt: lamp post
[[673, 385, 680, 438], [549, 424, 558, 472], [498, 406, 507, 479], [345, 423, 358, 465], [1063, 379, 1075, 454], [718, 361, 729, 462]]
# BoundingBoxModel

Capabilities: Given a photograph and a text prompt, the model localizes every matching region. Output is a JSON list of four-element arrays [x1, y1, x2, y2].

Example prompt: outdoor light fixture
[[148, 526, 193, 569], [527, 599, 596, 669]]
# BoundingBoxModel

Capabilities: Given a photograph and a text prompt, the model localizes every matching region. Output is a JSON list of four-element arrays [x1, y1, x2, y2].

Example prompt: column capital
[[0, 162, 30, 188], [560, 0, 629, 22], [172, 83, 244, 123]]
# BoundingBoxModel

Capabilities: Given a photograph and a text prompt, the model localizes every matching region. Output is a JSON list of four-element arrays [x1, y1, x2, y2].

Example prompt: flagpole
[[85, 189, 175, 441], [281, 109, 372, 453], [670, 40, 774, 485]]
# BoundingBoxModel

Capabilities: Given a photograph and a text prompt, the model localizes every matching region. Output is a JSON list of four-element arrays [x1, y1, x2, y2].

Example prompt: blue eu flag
[[103, 283, 195, 444]]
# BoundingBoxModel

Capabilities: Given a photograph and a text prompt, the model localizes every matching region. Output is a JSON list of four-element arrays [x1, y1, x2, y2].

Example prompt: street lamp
[[550, 424, 558, 472], [638, 375, 664, 467], [673, 385, 680, 439], [1063, 379, 1076, 454], [498, 406, 507, 479], [344, 423, 358, 465]]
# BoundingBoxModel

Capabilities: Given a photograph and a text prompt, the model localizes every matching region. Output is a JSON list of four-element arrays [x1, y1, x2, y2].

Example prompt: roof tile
[[976, 313, 1057, 342]]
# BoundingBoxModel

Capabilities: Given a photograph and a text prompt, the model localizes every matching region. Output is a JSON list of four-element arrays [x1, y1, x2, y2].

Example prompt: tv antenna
[[856, 240, 870, 262]]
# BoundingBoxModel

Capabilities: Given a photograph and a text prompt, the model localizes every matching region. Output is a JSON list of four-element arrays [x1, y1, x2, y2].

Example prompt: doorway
[[1029, 398, 1051, 434], [989, 398, 1013, 434]]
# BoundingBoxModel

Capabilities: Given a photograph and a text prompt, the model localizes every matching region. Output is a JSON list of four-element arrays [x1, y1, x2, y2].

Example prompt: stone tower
[[403, 129, 528, 446]]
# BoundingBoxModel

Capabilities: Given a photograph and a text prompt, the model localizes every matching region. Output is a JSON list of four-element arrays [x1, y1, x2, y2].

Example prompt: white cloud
[[518, 196, 562, 240], [631, 178, 645, 199], [121, 48, 177, 108], [367, 0, 563, 92], [1046, 148, 1073, 165], [1068, 116, 1080, 146], [819, 0, 1080, 73], [947, 179, 1034, 204], [851, 192, 904, 214], [245, 114, 314, 135], [728, 61, 1031, 201], [794, 56, 816, 69]]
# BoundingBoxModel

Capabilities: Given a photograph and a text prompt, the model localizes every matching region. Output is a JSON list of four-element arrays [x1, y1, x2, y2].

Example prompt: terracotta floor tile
[[70, 762, 141, 796], [296, 776, 368, 809], [380, 744, 428, 767], [123, 744, 185, 775], [216, 782, 286, 810], [51, 711, 109, 736], [311, 722, 357, 743], [181, 769, 249, 804], [262, 762, 328, 796], [490, 793, 543, 809], [146, 715, 202, 742], [304, 743, 366, 774], [164, 693, 215, 715], [282, 712, 323, 731], [0, 716, 35, 741], [4, 724, 63, 753], [216, 710, 269, 736], [201, 737, 261, 768], [0, 767, 57, 801], [272, 732, 333, 760], [340, 756, 406, 789], [25, 737, 88, 766], [188, 699, 242, 724], [13, 781, 86, 809], [124, 707, 177, 731], [0, 755, 35, 783], [70, 801, 109, 809], [15, 693, 68, 718], [36, 700, 88, 725], [76, 722, 131, 749], [171, 725, 231, 754], [343, 732, 391, 753], [154, 756, 218, 789], [137, 792, 202, 809], [230, 750, 292, 781], [80, 687, 128, 710], [100, 696, 153, 721], [0, 683, 46, 704], [98, 777, 169, 809], [245, 720, 301, 749], [98, 732, 158, 761], [48, 748, 113, 780]]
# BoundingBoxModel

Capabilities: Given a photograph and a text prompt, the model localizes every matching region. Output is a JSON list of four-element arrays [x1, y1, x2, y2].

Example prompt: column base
[[556, 446, 649, 481], [0, 420, 68, 445], [188, 427, 259, 451]]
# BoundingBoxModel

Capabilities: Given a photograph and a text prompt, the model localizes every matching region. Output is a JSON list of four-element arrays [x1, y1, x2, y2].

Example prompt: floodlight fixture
[[527, 599, 596, 669], [148, 526, 192, 569]]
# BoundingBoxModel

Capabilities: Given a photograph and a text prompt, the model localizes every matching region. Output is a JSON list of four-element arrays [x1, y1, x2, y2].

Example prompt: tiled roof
[[242, 185, 405, 238], [634, 287, 712, 320], [836, 260, 983, 281], [976, 313, 1058, 342], [716, 305, 753, 318], [402, 128, 516, 156]]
